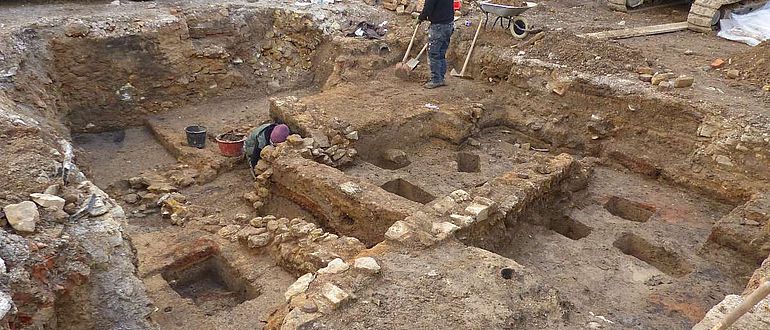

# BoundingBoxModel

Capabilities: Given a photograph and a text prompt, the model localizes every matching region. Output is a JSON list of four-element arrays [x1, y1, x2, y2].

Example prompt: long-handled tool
[[406, 43, 428, 70], [712, 279, 770, 330], [450, 17, 483, 79], [395, 22, 421, 79]]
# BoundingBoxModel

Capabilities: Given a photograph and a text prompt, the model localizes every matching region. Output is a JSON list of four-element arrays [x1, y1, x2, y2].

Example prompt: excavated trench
[[76, 90, 756, 328], [0, 5, 341, 328], [72, 64, 755, 329], [68, 55, 760, 330], [4, 3, 768, 329]]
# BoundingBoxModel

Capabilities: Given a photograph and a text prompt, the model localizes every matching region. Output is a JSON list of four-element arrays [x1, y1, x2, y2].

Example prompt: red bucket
[[215, 132, 246, 157], [453, 0, 461, 11]]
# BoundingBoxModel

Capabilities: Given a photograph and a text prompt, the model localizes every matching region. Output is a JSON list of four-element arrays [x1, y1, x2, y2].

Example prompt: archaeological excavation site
[[1, 0, 770, 329]]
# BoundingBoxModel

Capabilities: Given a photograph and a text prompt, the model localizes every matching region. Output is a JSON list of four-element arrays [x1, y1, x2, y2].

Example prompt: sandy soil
[[3, 0, 770, 329], [486, 166, 747, 329], [73, 127, 178, 188]]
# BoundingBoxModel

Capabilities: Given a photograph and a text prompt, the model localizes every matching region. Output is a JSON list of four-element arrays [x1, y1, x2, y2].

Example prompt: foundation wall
[[51, 6, 325, 132], [270, 154, 421, 247], [403, 34, 767, 204]]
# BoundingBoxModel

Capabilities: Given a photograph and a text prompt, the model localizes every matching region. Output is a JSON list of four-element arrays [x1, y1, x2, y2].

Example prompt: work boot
[[423, 81, 446, 89]]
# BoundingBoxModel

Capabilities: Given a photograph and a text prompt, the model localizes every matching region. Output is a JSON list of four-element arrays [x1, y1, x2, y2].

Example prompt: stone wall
[[270, 154, 421, 247], [51, 6, 325, 132]]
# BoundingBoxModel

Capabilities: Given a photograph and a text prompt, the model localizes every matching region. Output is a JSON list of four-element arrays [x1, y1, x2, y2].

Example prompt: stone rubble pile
[[636, 66, 694, 89], [242, 142, 289, 211], [1, 179, 152, 328], [218, 215, 366, 275], [380, 0, 425, 15], [123, 173, 184, 221], [692, 113, 770, 184], [299, 123, 359, 168], [278, 254, 383, 328], [383, 188, 499, 245], [1, 180, 123, 235]]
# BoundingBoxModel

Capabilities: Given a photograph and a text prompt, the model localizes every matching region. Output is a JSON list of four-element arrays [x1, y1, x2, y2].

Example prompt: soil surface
[[73, 127, 178, 188], [484, 166, 748, 329], [731, 40, 770, 86], [3, 0, 770, 329]]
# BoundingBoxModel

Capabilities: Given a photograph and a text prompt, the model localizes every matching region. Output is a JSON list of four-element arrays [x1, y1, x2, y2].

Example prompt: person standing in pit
[[419, 0, 454, 89], [244, 123, 290, 176]]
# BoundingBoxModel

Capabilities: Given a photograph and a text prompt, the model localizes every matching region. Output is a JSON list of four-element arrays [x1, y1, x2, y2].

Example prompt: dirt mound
[[731, 41, 770, 86], [526, 31, 644, 74]]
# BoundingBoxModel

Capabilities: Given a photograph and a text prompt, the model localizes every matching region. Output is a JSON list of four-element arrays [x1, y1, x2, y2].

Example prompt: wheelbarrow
[[479, 1, 537, 39]]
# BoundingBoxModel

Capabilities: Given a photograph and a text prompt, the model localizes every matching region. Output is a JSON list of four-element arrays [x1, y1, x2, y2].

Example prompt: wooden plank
[[578, 22, 689, 40]]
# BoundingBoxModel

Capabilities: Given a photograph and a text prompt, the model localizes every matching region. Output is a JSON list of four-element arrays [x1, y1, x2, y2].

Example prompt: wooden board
[[578, 22, 689, 40]]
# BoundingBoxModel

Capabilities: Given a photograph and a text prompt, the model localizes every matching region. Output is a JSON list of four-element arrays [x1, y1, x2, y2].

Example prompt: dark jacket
[[245, 123, 276, 167], [419, 0, 454, 25]]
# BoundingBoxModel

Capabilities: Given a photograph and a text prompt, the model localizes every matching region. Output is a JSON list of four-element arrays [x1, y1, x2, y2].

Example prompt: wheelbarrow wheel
[[626, 0, 644, 8], [510, 17, 529, 39]]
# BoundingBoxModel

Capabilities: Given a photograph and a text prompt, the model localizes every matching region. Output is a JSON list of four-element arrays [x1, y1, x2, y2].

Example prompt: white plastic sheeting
[[717, 2, 770, 46]]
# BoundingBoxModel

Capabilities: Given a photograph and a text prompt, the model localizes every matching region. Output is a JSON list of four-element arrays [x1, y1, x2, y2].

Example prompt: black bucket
[[185, 125, 207, 149]]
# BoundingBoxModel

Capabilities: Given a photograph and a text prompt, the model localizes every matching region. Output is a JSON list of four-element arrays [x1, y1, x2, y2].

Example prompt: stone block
[[3, 201, 39, 233], [354, 257, 381, 273], [217, 224, 241, 239], [673, 76, 694, 88], [339, 181, 362, 196], [449, 189, 470, 202], [383, 149, 409, 167], [465, 203, 490, 221], [432, 221, 460, 238], [432, 196, 458, 215], [651, 72, 673, 86], [636, 66, 653, 75], [30, 193, 66, 210], [285, 273, 315, 302], [318, 258, 349, 274], [385, 220, 413, 242], [309, 129, 330, 148], [322, 283, 350, 308], [248, 232, 270, 249], [450, 213, 475, 227]]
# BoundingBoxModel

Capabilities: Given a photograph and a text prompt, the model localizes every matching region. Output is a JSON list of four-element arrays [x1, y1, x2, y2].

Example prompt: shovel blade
[[406, 58, 420, 70], [450, 68, 472, 79]]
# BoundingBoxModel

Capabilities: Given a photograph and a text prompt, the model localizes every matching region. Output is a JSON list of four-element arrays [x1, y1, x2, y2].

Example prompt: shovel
[[395, 22, 422, 79], [406, 43, 428, 70], [450, 17, 483, 79]]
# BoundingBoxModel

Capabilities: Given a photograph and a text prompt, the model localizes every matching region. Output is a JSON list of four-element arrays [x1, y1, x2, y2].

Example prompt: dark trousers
[[428, 22, 454, 84]]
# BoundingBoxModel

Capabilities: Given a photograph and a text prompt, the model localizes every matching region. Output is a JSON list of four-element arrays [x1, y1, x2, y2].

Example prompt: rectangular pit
[[612, 233, 693, 278], [380, 178, 436, 205], [604, 196, 656, 222], [457, 152, 481, 173], [548, 215, 592, 240], [162, 255, 258, 315]]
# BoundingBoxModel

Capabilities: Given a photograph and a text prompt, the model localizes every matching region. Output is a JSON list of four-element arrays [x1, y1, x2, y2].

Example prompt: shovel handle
[[416, 42, 428, 59], [402, 22, 422, 63], [457, 17, 484, 76], [713, 280, 770, 330]]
